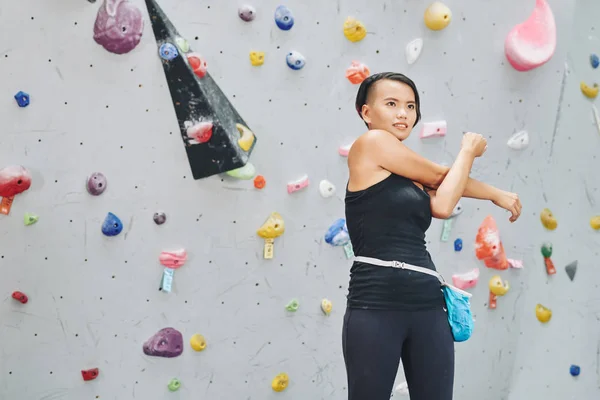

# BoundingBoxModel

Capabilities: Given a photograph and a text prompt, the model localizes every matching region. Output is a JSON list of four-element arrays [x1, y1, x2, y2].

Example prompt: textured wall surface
[[1, 0, 598, 399]]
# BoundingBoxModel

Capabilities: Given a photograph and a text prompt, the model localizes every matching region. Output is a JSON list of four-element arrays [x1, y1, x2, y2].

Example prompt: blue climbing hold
[[102, 212, 123, 236], [454, 238, 463, 251], [324, 218, 350, 246], [14, 91, 30, 107], [570, 364, 580, 376], [274, 5, 294, 30], [159, 43, 179, 61], [591, 54, 599, 69], [286, 51, 305, 70]]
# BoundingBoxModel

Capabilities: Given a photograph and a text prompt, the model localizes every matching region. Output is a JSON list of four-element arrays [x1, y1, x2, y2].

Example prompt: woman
[[342, 72, 522, 400]]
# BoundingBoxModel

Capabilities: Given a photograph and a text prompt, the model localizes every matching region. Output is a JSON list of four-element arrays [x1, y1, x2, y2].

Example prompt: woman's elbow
[[430, 201, 453, 219]]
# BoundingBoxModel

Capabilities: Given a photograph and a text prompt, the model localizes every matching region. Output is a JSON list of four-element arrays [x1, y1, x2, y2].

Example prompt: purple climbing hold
[[86, 172, 107, 195], [142, 327, 183, 358], [93, 0, 144, 55], [238, 5, 256, 22], [153, 211, 166, 225]]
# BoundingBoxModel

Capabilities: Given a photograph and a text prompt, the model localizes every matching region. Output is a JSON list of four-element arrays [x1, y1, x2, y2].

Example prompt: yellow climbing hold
[[236, 123, 255, 152], [535, 303, 552, 323], [257, 212, 285, 259], [249, 51, 265, 66], [489, 275, 509, 296], [424, 2, 452, 31], [540, 208, 558, 230], [590, 215, 600, 230], [321, 298, 332, 315], [271, 372, 289, 392], [190, 333, 207, 351], [343, 17, 367, 42], [581, 81, 599, 99]]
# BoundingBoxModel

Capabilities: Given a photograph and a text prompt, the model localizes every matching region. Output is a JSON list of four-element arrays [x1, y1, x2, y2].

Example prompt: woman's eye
[[387, 102, 395, 106], [408, 104, 414, 109]]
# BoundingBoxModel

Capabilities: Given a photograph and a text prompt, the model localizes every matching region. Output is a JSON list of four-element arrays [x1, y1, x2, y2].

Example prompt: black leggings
[[342, 306, 455, 400]]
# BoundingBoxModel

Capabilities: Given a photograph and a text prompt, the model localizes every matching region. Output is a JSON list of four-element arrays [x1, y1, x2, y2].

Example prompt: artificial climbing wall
[[1, 0, 598, 399]]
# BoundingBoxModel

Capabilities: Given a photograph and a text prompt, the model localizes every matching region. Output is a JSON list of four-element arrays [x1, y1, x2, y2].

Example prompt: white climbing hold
[[419, 120, 446, 139], [450, 201, 463, 217], [405, 38, 423, 65], [394, 381, 409, 395], [319, 180, 336, 198], [506, 130, 529, 150]]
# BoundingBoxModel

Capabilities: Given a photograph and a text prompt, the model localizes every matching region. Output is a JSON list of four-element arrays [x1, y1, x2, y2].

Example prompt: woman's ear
[[361, 104, 371, 125]]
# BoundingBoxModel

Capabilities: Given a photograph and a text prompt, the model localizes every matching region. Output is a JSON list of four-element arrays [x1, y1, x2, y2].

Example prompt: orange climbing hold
[[345, 61, 370, 84], [254, 175, 266, 189], [475, 215, 508, 270]]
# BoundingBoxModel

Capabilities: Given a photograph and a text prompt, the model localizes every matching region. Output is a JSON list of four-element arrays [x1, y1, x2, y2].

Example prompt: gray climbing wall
[[1, 0, 598, 399]]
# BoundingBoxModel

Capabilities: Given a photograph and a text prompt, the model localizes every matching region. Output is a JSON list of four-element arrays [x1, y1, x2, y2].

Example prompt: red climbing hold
[[475, 215, 509, 270], [81, 368, 100, 381], [11, 291, 28, 304]]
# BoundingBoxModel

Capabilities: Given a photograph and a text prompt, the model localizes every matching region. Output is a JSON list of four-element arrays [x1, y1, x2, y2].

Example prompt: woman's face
[[360, 79, 418, 141]]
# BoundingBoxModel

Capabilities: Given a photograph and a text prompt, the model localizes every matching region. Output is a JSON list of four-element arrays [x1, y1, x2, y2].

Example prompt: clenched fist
[[492, 190, 522, 222], [462, 132, 488, 157]]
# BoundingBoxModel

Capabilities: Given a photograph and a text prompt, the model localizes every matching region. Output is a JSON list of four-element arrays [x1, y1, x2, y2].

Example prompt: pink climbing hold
[[159, 249, 187, 269], [504, 0, 556, 72], [93, 0, 144, 55]]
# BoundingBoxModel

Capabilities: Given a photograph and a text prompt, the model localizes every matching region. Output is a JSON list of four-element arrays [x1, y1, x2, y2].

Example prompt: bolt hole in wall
[[1, 0, 599, 399]]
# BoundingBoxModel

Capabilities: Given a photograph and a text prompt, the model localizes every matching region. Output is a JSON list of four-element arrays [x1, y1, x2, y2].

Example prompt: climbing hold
[[325, 218, 350, 246], [287, 174, 309, 194], [507, 130, 529, 150], [238, 4, 256, 22], [249, 51, 265, 66], [488, 275, 509, 309], [226, 162, 256, 180], [14, 91, 30, 107], [153, 212, 166, 225], [0, 165, 31, 215], [440, 219, 453, 242], [319, 180, 336, 198], [168, 378, 181, 391], [81, 368, 99, 381], [286, 51, 305, 70], [321, 298, 332, 315], [185, 121, 213, 144], [508, 259, 524, 269], [504, 0, 556, 71], [541, 242, 553, 258], [186, 53, 208, 79], [338, 141, 354, 157], [271, 372, 289, 392], [257, 212, 285, 259], [86, 172, 107, 196], [451, 268, 479, 290], [580, 81, 599, 99], [253, 175, 266, 189], [540, 208, 558, 230], [424, 2, 452, 31], [590, 215, 600, 230], [175, 37, 189, 53], [101, 212, 123, 236], [23, 213, 38, 226], [591, 54, 599, 69], [405, 38, 423, 65], [535, 303, 552, 323], [285, 299, 299, 312], [570, 365, 581, 377], [451, 201, 463, 217], [159, 42, 178, 61], [274, 5, 294, 30], [142, 327, 184, 358], [475, 215, 509, 270], [160, 267, 175, 292], [565, 260, 577, 281], [11, 291, 28, 304], [189, 333, 207, 351], [345, 61, 370, 84], [159, 249, 187, 269], [145, 0, 257, 179], [236, 123, 256, 151], [93, 0, 144, 55], [420, 120, 447, 139], [343, 17, 367, 42], [454, 238, 462, 251]]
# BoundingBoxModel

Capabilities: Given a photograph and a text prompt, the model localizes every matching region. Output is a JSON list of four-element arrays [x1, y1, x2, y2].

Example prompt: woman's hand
[[492, 190, 522, 222]]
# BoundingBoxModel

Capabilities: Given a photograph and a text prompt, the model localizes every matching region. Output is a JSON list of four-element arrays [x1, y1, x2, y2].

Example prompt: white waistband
[[353, 255, 472, 298]]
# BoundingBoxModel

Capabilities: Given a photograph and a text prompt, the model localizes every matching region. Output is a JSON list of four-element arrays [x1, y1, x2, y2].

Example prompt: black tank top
[[345, 172, 445, 310]]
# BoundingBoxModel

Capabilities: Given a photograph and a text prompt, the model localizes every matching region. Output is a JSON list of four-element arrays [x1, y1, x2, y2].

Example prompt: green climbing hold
[[225, 162, 256, 180], [168, 378, 181, 391], [285, 299, 299, 312], [24, 213, 39, 226], [175, 37, 190, 53], [541, 242, 553, 258]]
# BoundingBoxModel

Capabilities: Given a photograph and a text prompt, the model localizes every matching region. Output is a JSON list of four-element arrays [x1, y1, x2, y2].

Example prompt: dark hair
[[354, 72, 421, 128]]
